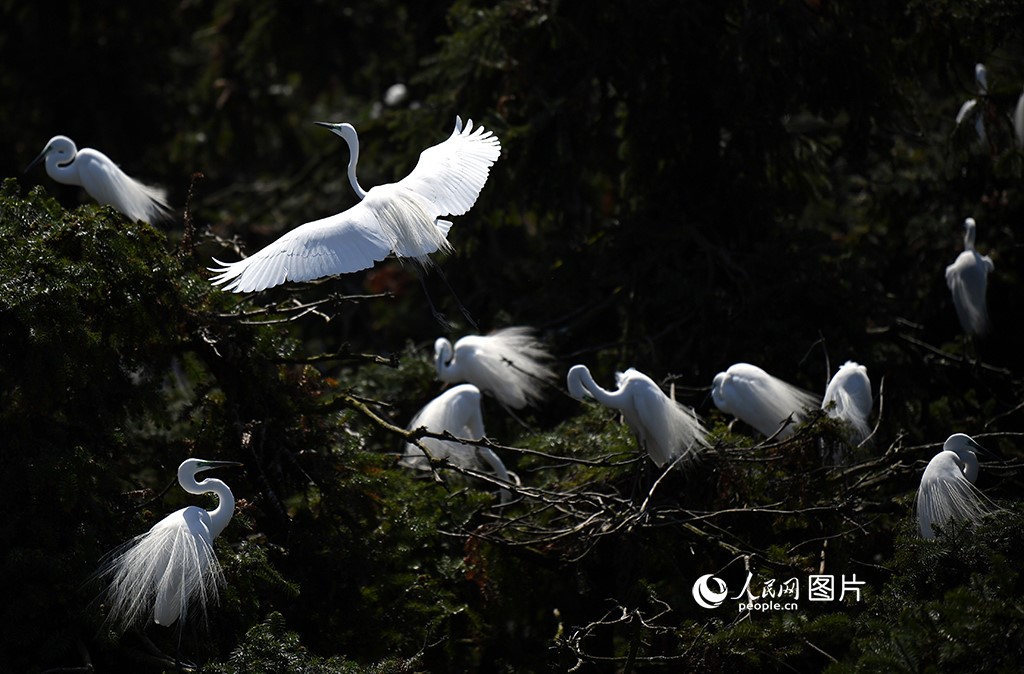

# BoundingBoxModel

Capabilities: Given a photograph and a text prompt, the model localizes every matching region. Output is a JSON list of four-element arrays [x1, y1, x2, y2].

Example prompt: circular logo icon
[[692, 574, 729, 609]]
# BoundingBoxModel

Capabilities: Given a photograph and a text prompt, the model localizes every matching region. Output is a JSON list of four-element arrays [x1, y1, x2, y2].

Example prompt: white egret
[[26, 135, 173, 223], [209, 116, 501, 293], [400, 384, 513, 501], [566, 365, 708, 468], [1014, 86, 1024, 149], [434, 327, 556, 409], [99, 458, 241, 631], [945, 217, 994, 335], [822, 361, 872, 443], [916, 433, 998, 539], [954, 63, 988, 143], [711, 363, 820, 439]]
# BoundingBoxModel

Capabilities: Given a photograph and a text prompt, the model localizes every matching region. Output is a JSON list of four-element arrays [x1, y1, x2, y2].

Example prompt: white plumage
[[400, 384, 513, 499], [567, 365, 708, 468], [711, 362, 820, 439], [27, 135, 172, 223], [916, 434, 998, 539], [821, 361, 872, 443], [946, 217, 994, 336], [99, 458, 240, 631], [209, 116, 501, 293], [434, 327, 556, 409]]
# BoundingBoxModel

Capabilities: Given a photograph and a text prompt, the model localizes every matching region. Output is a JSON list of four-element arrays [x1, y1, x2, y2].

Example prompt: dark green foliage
[[4, 1, 1024, 672]]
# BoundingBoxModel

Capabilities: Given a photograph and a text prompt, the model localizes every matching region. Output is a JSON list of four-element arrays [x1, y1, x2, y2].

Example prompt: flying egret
[[954, 63, 988, 143], [822, 361, 872, 444], [400, 384, 514, 501], [916, 433, 998, 539], [26, 135, 173, 223], [945, 217, 994, 335], [711, 363, 820, 439], [99, 458, 241, 631], [209, 116, 501, 293], [434, 326, 556, 409], [566, 365, 708, 468]]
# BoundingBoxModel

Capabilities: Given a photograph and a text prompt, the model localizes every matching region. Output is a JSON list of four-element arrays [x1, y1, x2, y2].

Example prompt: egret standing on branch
[[400, 384, 513, 501], [26, 135, 173, 223], [916, 433, 999, 539], [946, 217, 994, 336], [434, 327, 556, 409], [566, 365, 708, 468], [822, 361, 873, 444], [209, 116, 501, 293], [711, 362, 820, 439], [99, 458, 241, 631]]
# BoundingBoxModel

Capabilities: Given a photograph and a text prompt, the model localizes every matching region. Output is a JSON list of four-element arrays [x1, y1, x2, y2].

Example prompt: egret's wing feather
[[916, 462, 999, 539], [209, 202, 393, 292], [395, 117, 501, 218], [445, 328, 556, 408], [628, 378, 707, 468], [77, 150, 172, 223], [101, 507, 223, 631], [945, 251, 991, 335]]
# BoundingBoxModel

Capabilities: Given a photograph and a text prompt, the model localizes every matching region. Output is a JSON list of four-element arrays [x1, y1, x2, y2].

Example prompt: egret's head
[[566, 365, 591, 401], [314, 121, 359, 148], [942, 433, 985, 483], [26, 135, 77, 172], [178, 458, 243, 484]]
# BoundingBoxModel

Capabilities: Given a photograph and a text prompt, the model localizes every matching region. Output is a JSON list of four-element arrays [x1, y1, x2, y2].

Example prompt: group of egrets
[[26, 113, 1000, 642]]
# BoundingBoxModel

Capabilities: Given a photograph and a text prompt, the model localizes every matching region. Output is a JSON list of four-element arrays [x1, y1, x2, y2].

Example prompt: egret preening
[[209, 116, 501, 293], [954, 63, 988, 143], [26, 135, 172, 223], [821, 361, 873, 444], [916, 434, 998, 539], [945, 217, 994, 335], [434, 327, 556, 409], [566, 365, 708, 468], [711, 363, 820, 439], [400, 384, 513, 501], [99, 458, 241, 631]]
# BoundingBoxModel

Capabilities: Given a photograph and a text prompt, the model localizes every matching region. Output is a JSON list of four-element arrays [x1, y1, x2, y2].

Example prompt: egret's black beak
[[199, 460, 244, 471], [24, 146, 49, 173], [967, 437, 999, 459], [314, 121, 339, 130]]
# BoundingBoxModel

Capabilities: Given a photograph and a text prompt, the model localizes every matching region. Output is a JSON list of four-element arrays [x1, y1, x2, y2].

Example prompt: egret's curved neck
[[435, 339, 456, 380], [189, 477, 236, 539], [46, 154, 81, 186], [964, 223, 976, 251], [344, 132, 367, 200], [955, 450, 980, 483], [570, 366, 627, 408]]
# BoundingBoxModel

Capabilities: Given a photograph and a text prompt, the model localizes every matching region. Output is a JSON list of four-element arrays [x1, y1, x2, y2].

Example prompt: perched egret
[[26, 135, 173, 223], [99, 458, 241, 631], [400, 384, 513, 500], [954, 63, 988, 143], [209, 116, 501, 292], [821, 361, 873, 443], [916, 433, 998, 539], [1014, 86, 1024, 149], [711, 363, 820, 439], [434, 327, 556, 409], [945, 217, 994, 335], [566, 365, 708, 468]]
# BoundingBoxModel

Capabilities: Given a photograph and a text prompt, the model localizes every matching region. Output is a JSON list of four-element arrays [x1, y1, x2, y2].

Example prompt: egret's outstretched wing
[[209, 201, 393, 293], [395, 116, 501, 218], [76, 149, 172, 223]]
